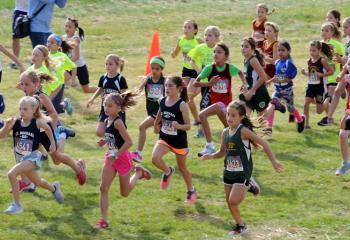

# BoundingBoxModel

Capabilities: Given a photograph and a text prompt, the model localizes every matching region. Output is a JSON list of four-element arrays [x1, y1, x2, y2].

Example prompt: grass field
[[1, 0, 350, 239]]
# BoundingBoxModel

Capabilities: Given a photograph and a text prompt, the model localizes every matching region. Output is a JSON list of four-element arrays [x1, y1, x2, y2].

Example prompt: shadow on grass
[[275, 152, 315, 169], [174, 202, 228, 231]]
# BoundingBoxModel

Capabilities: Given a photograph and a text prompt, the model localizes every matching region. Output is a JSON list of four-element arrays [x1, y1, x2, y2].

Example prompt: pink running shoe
[[10, 180, 36, 193], [132, 151, 142, 163], [95, 219, 109, 229], [135, 165, 152, 180], [185, 188, 197, 204], [160, 167, 175, 190], [76, 159, 87, 185]]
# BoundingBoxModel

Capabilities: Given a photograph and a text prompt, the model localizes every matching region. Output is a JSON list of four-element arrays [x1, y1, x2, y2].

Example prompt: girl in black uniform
[[132, 57, 165, 163], [20, 71, 87, 186], [87, 54, 128, 137], [0, 96, 64, 214], [152, 76, 196, 204], [96, 92, 152, 229], [200, 100, 283, 235]]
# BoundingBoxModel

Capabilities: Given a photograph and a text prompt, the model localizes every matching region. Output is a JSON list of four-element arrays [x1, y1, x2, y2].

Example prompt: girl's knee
[[7, 170, 16, 179], [228, 198, 240, 206], [339, 130, 349, 139], [99, 184, 109, 194], [119, 189, 129, 198]]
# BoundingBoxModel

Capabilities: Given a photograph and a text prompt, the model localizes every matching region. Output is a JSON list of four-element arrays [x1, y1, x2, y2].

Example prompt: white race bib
[[147, 84, 163, 100], [161, 120, 177, 136], [212, 78, 229, 93], [226, 155, 243, 172], [15, 138, 33, 156], [308, 71, 320, 84]]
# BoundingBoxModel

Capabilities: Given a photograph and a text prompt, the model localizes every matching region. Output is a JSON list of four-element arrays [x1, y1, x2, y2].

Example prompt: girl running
[[318, 22, 345, 126], [187, 26, 221, 137], [265, 40, 305, 134], [152, 76, 196, 204], [239, 38, 270, 119], [95, 92, 152, 229], [19, 71, 87, 186], [171, 20, 201, 86], [194, 43, 245, 156], [47, 33, 76, 115], [63, 17, 97, 93], [87, 54, 128, 137], [200, 100, 283, 235], [251, 3, 274, 50], [132, 57, 165, 163], [336, 58, 350, 176], [262, 22, 279, 79], [0, 96, 64, 214], [302, 40, 333, 128]]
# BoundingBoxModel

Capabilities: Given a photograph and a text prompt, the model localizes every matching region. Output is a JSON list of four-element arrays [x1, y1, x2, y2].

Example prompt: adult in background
[[28, 0, 67, 48], [10, 0, 28, 69]]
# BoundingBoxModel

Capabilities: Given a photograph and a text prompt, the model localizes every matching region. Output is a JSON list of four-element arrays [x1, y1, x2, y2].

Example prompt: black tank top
[[35, 89, 49, 113], [145, 75, 165, 114], [159, 97, 187, 149], [104, 116, 125, 150], [307, 57, 324, 85], [13, 118, 40, 156]]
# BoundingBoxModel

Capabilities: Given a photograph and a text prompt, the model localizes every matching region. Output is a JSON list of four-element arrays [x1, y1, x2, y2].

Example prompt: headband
[[52, 34, 62, 46], [150, 57, 165, 69]]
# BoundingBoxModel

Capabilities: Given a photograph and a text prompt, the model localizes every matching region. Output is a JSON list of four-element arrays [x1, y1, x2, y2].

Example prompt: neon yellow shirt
[[178, 36, 200, 69], [49, 51, 76, 85], [188, 43, 214, 82], [325, 38, 345, 84], [27, 64, 60, 96]]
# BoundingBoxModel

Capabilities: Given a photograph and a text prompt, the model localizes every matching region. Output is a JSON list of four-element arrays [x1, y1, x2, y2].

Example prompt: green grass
[[1, 0, 350, 239]]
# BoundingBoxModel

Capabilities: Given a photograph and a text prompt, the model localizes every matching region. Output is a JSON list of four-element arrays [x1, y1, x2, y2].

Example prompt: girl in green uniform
[[132, 57, 165, 163], [200, 100, 283, 235]]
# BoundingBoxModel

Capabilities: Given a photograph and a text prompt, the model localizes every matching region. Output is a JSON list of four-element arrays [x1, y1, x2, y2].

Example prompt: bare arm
[[264, 42, 278, 64], [241, 127, 283, 172], [0, 118, 16, 138], [0, 44, 25, 72], [87, 87, 103, 107], [320, 58, 334, 77], [39, 93, 58, 129], [171, 40, 181, 58], [153, 109, 161, 133], [114, 119, 132, 155], [138, 77, 147, 93], [172, 102, 191, 131], [36, 119, 56, 153]]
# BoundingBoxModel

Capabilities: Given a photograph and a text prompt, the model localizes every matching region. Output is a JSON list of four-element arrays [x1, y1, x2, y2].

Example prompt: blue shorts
[[29, 32, 51, 48], [15, 150, 42, 171]]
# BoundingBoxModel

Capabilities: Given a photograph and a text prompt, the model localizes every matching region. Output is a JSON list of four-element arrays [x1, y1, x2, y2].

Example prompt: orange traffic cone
[[144, 31, 161, 76]]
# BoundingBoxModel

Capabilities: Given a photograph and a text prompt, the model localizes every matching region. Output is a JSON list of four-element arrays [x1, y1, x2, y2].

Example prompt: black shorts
[[345, 117, 350, 130], [147, 110, 157, 118], [0, 70, 2, 83], [77, 65, 90, 86], [239, 86, 270, 113], [327, 82, 337, 87], [182, 67, 198, 79], [200, 86, 211, 111], [40, 123, 57, 152], [51, 85, 65, 114], [223, 175, 250, 186], [305, 84, 326, 104], [99, 108, 126, 124], [12, 10, 27, 38]]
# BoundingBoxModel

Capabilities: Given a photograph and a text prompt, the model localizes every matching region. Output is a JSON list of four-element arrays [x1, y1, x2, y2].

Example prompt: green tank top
[[179, 36, 200, 69], [223, 124, 253, 180]]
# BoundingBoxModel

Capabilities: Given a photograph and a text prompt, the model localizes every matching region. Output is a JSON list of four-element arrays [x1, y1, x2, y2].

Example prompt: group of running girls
[[1, 2, 350, 236]]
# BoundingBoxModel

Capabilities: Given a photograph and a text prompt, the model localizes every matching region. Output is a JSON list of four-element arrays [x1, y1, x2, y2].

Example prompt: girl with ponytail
[[200, 100, 283, 236]]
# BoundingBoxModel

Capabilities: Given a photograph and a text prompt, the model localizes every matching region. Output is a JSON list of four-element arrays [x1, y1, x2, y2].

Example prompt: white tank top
[[63, 33, 86, 67]]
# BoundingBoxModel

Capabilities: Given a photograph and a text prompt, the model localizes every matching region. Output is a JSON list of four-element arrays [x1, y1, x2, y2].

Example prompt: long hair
[[166, 76, 188, 102], [106, 54, 125, 73], [184, 19, 199, 35], [310, 40, 333, 60], [322, 22, 341, 40], [105, 91, 139, 112], [19, 96, 42, 119], [67, 17, 85, 40], [21, 71, 54, 85], [243, 37, 265, 66], [34, 45, 52, 69]]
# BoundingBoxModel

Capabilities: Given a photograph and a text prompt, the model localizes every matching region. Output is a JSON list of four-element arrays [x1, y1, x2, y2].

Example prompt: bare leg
[[327, 82, 346, 119], [118, 170, 142, 197], [99, 164, 116, 221], [224, 183, 248, 226], [81, 84, 98, 94], [199, 104, 225, 143], [151, 143, 170, 173], [12, 38, 20, 58], [175, 154, 192, 191], [137, 116, 154, 151]]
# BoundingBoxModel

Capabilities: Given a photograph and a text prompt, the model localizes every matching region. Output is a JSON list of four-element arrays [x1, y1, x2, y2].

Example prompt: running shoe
[[229, 223, 248, 235], [263, 127, 272, 136], [58, 126, 76, 139], [335, 161, 350, 176], [135, 165, 152, 180], [198, 144, 216, 157], [76, 159, 87, 185], [194, 128, 204, 138], [248, 178, 260, 196], [9, 63, 19, 70], [4, 202, 23, 215], [52, 181, 64, 204], [63, 98, 73, 115], [161, 167, 175, 190], [185, 188, 197, 204], [318, 117, 333, 126], [0, 94, 5, 114], [297, 116, 305, 133], [132, 151, 143, 163], [95, 219, 109, 229]]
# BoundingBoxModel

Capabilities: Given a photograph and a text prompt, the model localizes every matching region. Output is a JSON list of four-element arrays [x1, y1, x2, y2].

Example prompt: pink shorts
[[104, 150, 134, 176], [216, 101, 227, 113]]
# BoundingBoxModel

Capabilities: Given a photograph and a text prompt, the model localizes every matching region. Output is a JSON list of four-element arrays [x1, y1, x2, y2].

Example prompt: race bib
[[161, 120, 177, 136], [226, 155, 243, 172], [308, 71, 320, 84], [15, 138, 33, 156], [105, 134, 118, 150], [212, 78, 229, 93], [147, 84, 163, 100]]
